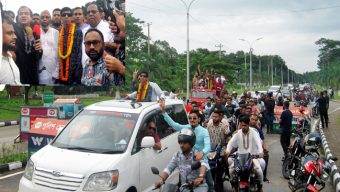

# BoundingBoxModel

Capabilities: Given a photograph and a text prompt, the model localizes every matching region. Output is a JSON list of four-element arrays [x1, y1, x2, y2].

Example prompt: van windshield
[[52, 110, 138, 154]]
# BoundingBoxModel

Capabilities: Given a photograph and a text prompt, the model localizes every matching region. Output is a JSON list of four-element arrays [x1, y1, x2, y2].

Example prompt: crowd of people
[[1, 1, 125, 86]]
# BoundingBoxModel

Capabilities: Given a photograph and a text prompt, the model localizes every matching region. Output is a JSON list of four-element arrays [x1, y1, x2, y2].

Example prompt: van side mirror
[[141, 136, 155, 148]]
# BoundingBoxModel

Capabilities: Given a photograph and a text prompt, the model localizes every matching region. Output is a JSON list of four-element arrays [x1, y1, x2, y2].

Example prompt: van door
[[154, 104, 189, 184], [133, 110, 166, 191]]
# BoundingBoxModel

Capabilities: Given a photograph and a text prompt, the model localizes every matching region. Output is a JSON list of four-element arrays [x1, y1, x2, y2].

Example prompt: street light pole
[[181, 0, 197, 100], [239, 37, 263, 90]]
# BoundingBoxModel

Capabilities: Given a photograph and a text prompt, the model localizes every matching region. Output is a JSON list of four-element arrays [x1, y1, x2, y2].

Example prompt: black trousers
[[280, 134, 291, 156], [320, 111, 329, 128]]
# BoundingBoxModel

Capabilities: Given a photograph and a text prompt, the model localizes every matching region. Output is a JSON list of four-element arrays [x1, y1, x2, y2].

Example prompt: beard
[[86, 48, 104, 62], [52, 20, 61, 27], [3, 43, 16, 52]]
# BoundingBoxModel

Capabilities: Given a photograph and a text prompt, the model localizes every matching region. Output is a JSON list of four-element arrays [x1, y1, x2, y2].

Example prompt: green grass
[[0, 97, 42, 121], [81, 97, 115, 106], [0, 96, 115, 121], [0, 143, 28, 164]]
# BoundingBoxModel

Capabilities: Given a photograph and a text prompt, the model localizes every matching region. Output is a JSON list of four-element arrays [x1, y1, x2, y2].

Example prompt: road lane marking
[[330, 107, 340, 114], [0, 171, 24, 180]]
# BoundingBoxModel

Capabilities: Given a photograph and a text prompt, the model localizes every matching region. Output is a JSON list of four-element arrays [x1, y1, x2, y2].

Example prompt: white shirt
[[128, 82, 165, 102], [226, 128, 263, 155], [0, 52, 21, 85], [81, 20, 115, 68], [39, 27, 59, 85]]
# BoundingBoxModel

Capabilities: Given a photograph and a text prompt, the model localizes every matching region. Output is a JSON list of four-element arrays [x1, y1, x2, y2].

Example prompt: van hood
[[31, 145, 123, 176]]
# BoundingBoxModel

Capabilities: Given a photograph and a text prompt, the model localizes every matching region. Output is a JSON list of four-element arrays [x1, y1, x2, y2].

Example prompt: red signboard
[[30, 118, 68, 136], [30, 108, 48, 117]]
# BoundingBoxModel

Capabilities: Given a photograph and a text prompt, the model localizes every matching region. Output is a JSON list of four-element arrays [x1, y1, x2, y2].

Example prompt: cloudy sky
[[2, 0, 93, 18], [127, 0, 340, 74]]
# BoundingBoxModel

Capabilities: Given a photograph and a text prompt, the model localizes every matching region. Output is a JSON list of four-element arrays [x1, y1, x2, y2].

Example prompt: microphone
[[32, 24, 42, 53], [32, 24, 41, 40]]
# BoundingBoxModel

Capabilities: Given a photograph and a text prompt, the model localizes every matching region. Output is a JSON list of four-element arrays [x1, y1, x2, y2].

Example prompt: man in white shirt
[[38, 10, 59, 85], [225, 114, 265, 191], [1, 15, 21, 85], [83, 2, 115, 67]]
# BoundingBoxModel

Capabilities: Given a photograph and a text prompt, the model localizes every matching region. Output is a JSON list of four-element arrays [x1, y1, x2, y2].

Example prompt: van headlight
[[83, 170, 119, 191], [23, 160, 34, 181]]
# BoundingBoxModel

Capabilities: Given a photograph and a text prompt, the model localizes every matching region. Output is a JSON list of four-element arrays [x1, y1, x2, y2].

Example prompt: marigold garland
[[136, 82, 149, 101], [59, 23, 76, 82]]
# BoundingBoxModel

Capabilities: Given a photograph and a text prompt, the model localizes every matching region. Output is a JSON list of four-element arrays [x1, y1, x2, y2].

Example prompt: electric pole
[[147, 22, 152, 56], [271, 57, 274, 85], [215, 43, 223, 59]]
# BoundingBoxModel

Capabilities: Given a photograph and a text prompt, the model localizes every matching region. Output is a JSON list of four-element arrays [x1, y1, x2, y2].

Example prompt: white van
[[19, 99, 188, 192]]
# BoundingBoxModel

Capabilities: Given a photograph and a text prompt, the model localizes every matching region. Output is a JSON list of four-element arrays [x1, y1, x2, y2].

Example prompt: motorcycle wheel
[[282, 157, 291, 179]]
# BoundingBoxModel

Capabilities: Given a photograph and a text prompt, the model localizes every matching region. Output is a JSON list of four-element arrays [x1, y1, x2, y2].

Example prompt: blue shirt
[[162, 112, 211, 156]]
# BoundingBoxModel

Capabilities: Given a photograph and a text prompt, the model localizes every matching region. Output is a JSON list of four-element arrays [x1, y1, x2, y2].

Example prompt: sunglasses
[[62, 13, 72, 17], [84, 40, 101, 47], [188, 117, 198, 120]]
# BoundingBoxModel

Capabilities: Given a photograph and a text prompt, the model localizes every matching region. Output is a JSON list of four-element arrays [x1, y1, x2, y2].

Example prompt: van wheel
[[126, 187, 137, 192]]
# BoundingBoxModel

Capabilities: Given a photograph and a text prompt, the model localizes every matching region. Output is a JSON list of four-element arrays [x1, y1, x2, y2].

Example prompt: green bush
[[0, 143, 28, 164]]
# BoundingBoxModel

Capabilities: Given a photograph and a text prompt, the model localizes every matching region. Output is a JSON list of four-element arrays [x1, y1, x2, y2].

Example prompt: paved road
[[0, 134, 334, 192], [0, 125, 19, 144]]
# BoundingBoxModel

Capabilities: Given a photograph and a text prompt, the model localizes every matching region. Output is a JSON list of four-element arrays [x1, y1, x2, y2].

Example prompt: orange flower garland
[[136, 82, 149, 101], [59, 23, 76, 82]]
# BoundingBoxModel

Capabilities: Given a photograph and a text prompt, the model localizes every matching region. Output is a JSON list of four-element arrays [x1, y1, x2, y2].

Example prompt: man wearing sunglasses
[[57, 7, 83, 85], [160, 100, 215, 192], [81, 28, 125, 86], [126, 71, 165, 102]]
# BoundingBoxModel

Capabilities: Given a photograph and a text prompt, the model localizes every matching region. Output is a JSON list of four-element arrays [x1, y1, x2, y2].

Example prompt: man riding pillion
[[224, 115, 266, 192], [154, 128, 209, 192], [159, 100, 215, 192]]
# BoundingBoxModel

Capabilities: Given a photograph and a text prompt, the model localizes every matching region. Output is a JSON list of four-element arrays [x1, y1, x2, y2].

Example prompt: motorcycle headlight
[[83, 170, 119, 191], [23, 159, 34, 181], [208, 152, 216, 160]]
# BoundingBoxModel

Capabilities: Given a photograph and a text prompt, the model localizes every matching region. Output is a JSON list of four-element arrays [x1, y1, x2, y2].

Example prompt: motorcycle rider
[[154, 128, 209, 192], [206, 110, 230, 146], [250, 114, 270, 182], [160, 100, 215, 192], [224, 115, 265, 192]]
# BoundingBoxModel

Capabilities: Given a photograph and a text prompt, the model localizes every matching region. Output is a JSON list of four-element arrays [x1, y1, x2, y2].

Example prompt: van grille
[[33, 167, 84, 191]]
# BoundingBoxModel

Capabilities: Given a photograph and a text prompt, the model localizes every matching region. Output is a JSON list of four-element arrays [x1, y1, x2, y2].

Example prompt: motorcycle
[[229, 153, 261, 192], [289, 154, 336, 192], [208, 144, 228, 192], [151, 161, 206, 192], [282, 127, 310, 179], [311, 103, 319, 118]]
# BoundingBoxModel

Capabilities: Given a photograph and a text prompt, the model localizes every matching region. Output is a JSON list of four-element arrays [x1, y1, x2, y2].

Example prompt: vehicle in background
[[19, 99, 188, 192], [282, 87, 293, 101], [268, 85, 281, 94], [188, 88, 216, 109]]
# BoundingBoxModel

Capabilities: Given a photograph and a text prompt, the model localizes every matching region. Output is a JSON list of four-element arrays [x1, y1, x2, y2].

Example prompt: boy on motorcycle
[[160, 100, 215, 192], [154, 128, 209, 192], [224, 115, 265, 191]]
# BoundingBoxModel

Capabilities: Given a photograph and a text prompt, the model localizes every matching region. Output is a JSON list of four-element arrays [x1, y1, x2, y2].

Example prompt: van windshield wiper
[[60, 146, 98, 153], [100, 150, 124, 154]]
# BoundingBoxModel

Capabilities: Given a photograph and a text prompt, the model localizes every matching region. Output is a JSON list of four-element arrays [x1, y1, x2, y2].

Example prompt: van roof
[[84, 99, 184, 114]]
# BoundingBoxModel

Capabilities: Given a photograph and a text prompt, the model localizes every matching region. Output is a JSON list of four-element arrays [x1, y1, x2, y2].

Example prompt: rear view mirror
[[191, 161, 201, 170], [151, 167, 160, 175], [141, 136, 155, 148]]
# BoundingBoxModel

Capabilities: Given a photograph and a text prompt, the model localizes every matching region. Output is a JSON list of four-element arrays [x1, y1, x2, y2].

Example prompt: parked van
[[19, 99, 188, 192]]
